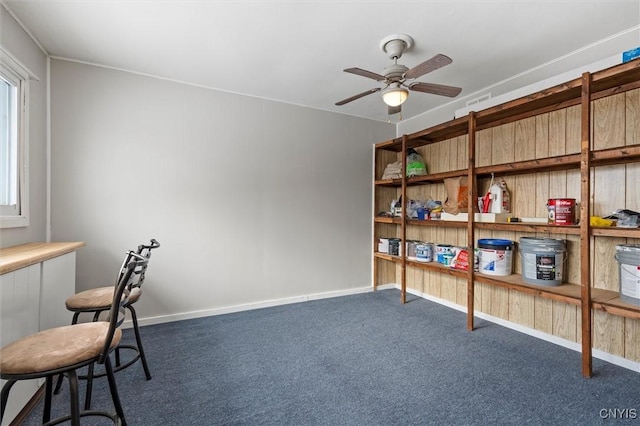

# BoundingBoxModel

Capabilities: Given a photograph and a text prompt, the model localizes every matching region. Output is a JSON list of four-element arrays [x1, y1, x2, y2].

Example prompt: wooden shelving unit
[[373, 58, 640, 378]]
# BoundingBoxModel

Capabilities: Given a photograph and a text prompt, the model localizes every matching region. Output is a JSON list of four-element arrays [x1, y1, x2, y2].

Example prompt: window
[[0, 50, 31, 228]]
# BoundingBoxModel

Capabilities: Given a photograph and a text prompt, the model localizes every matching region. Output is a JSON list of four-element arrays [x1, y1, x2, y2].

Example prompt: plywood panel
[[476, 129, 492, 167], [446, 138, 458, 173], [535, 114, 549, 159], [456, 276, 467, 307], [593, 165, 625, 218], [535, 173, 550, 219], [593, 93, 625, 150], [514, 117, 536, 161], [565, 234, 581, 284], [552, 301, 578, 342], [626, 89, 640, 146], [626, 163, 640, 212], [376, 149, 400, 180], [593, 311, 625, 357], [492, 123, 515, 165], [625, 318, 640, 362], [593, 236, 625, 291], [436, 139, 451, 174], [509, 291, 535, 328], [535, 298, 553, 334], [565, 105, 581, 154], [548, 109, 566, 157], [457, 135, 469, 170], [375, 258, 397, 286]]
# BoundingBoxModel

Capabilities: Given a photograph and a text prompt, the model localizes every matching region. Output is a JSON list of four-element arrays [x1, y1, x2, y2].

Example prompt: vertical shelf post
[[467, 113, 477, 330], [400, 135, 408, 304], [580, 72, 593, 378]]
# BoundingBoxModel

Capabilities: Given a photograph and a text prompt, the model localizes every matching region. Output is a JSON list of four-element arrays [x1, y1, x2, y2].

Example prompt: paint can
[[519, 237, 566, 286], [477, 239, 514, 276], [547, 198, 576, 225], [388, 238, 402, 256], [415, 243, 433, 263], [435, 244, 453, 264], [406, 240, 419, 260], [615, 245, 640, 306]]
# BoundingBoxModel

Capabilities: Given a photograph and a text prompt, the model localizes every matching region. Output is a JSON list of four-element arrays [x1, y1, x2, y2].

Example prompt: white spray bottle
[[489, 177, 510, 213]]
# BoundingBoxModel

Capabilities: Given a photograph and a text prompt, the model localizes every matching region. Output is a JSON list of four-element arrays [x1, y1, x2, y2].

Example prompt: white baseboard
[[125, 285, 374, 328], [402, 284, 640, 374]]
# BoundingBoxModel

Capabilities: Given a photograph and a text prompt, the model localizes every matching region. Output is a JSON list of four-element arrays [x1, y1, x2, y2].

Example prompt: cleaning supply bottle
[[489, 178, 510, 213]]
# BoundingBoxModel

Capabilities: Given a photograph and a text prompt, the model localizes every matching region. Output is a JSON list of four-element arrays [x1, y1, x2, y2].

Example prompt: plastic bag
[[443, 176, 469, 214], [406, 148, 427, 177]]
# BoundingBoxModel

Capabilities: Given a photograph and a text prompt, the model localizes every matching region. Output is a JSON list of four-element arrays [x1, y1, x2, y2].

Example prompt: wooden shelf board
[[374, 216, 402, 225], [591, 58, 640, 94], [407, 169, 467, 184], [475, 154, 581, 177], [374, 137, 403, 152], [473, 273, 582, 305], [406, 219, 468, 228], [406, 116, 470, 147], [374, 178, 402, 187], [591, 144, 640, 167], [475, 222, 581, 235], [405, 260, 468, 278], [374, 252, 402, 263], [590, 227, 640, 237], [592, 296, 640, 320]]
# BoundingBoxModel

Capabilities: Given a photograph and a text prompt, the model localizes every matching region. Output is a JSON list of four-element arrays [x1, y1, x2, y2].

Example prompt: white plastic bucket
[[615, 245, 640, 306], [477, 239, 513, 276], [519, 237, 566, 286]]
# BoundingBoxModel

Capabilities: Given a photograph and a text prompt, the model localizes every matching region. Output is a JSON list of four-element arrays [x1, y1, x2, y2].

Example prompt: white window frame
[[0, 48, 33, 229]]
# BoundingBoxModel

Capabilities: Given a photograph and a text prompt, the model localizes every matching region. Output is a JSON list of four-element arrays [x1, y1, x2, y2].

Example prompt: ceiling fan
[[335, 34, 462, 115]]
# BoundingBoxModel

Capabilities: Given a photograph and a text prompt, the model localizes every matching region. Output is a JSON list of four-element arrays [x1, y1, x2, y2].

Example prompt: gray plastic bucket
[[519, 237, 566, 286], [615, 245, 640, 306]]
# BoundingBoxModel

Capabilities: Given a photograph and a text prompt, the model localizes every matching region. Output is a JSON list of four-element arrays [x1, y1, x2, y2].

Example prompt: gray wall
[[50, 59, 394, 321], [0, 6, 48, 247]]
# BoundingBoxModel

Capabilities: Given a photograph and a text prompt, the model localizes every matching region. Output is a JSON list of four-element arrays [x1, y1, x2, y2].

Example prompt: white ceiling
[[3, 1, 640, 123]]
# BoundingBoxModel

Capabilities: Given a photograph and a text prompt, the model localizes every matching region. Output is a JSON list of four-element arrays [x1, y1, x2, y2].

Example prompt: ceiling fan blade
[[344, 67, 387, 81], [409, 82, 462, 98], [388, 105, 401, 115], [404, 54, 453, 80], [335, 88, 381, 106]]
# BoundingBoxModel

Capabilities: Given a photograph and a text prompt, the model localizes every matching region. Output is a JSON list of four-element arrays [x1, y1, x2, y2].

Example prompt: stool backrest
[[99, 251, 148, 364], [131, 238, 161, 290]]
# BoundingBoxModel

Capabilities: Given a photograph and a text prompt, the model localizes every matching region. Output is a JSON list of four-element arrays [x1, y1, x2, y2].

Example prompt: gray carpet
[[20, 289, 640, 425]]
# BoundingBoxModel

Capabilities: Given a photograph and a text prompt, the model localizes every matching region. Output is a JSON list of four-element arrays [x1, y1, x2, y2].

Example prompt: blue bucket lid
[[478, 239, 513, 246]]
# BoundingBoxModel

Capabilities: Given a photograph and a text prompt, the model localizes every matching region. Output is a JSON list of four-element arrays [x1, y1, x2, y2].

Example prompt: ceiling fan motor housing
[[379, 34, 414, 59], [383, 64, 409, 82]]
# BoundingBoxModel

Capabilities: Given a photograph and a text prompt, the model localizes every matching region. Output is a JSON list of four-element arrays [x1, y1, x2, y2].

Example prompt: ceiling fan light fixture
[[381, 84, 408, 107]]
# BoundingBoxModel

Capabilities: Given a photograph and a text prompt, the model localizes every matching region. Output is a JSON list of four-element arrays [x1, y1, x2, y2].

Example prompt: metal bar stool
[[54, 239, 160, 408], [0, 251, 148, 426]]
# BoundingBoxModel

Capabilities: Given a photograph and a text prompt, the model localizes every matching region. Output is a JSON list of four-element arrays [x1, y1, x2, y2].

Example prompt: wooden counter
[[0, 242, 85, 275]]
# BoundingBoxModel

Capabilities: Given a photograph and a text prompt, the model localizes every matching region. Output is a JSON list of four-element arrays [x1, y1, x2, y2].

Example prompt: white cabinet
[[0, 242, 83, 425], [40, 252, 76, 330], [0, 265, 42, 426]]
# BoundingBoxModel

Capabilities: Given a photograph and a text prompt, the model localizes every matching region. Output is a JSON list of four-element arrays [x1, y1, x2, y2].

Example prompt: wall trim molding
[[127, 285, 374, 329]]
